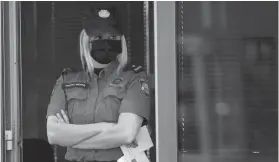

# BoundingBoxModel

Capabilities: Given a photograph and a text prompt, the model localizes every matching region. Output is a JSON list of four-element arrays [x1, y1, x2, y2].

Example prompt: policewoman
[[46, 7, 150, 162]]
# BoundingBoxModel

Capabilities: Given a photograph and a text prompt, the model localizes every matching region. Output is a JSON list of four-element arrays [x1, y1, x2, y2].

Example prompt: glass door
[[154, 1, 277, 162], [175, 1, 278, 162]]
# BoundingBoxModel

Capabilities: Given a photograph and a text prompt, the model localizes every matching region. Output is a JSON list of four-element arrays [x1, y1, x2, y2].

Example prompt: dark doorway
[[21, 2, 155, 162]]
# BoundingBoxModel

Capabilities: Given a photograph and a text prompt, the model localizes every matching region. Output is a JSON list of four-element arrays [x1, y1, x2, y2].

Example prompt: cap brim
[[85, 26, 121, 37], [84, 21, 121, 36]]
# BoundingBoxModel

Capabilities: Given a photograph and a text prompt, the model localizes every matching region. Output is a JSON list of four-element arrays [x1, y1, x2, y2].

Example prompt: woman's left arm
[[72, 73, 150, 149], [71, 112, 143, 149]]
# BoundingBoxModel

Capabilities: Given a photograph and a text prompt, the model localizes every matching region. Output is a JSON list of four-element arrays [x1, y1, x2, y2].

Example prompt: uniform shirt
[[46, 61, 150, 161]]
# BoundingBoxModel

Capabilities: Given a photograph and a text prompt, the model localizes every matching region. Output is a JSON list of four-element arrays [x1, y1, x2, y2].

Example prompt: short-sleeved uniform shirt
[[46, 61, 150, 162]]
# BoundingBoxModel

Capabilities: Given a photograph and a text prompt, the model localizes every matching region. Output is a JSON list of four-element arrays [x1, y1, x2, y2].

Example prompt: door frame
[[154, 2, 178, 162], [0, 2, 4, 162], [0, 2, 22, 162]]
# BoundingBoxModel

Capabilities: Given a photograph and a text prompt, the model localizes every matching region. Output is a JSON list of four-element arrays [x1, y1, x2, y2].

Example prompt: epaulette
[[61, 68, 82, 76], [61, 68, 73, 76], [131, 64, 144, 73]]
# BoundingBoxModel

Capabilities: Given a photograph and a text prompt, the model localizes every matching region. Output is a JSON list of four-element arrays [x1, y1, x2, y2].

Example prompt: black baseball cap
[[82, 7, 122, 36]]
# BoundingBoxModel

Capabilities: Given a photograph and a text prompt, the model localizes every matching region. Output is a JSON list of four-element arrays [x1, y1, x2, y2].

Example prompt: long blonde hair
[[79, 29, 128, 77]]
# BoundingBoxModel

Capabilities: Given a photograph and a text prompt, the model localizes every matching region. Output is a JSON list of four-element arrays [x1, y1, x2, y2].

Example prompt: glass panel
[[176, 1, 278, 162]]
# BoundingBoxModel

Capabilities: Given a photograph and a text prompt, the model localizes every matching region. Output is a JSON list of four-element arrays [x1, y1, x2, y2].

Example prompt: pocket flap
[[103, 86, 126, 99], [64, 87, 89, 100]]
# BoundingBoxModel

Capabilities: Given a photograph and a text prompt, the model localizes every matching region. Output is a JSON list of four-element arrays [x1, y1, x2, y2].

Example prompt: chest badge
[[110, 78, 124, 87], [139, 78, 149, 98]]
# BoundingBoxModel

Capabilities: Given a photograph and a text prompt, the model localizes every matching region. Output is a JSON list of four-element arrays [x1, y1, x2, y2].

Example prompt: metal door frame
[[154, 2, 177, 162], [10, 2, 22, 162], [0, 2, 4, 162], [0, 1, 22, 162]]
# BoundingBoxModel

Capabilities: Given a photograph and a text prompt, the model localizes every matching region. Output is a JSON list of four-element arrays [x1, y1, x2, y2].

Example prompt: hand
[[127, 139, 138, 148], [56, 110, 70, 124]]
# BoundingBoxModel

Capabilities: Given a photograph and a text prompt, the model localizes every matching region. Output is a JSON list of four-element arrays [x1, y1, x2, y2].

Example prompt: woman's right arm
[[46, 115, 113, 147]]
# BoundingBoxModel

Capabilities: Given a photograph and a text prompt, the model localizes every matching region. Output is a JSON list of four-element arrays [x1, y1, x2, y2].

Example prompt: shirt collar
[[96, 61, 118, 79]]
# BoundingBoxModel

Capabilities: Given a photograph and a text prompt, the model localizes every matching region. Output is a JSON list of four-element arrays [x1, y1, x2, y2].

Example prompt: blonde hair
[[79, 29, 128, 77]]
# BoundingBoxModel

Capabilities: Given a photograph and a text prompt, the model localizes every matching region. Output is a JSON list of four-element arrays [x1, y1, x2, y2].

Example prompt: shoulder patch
[[139, 78, 149, 98]]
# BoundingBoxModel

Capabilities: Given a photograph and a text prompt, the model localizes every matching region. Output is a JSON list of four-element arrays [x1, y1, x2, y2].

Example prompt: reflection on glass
[[176, 1, 277, 162]]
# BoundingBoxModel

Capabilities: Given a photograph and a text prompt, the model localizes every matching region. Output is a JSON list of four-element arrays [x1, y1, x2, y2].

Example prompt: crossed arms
[[46, 110, 143, 149]]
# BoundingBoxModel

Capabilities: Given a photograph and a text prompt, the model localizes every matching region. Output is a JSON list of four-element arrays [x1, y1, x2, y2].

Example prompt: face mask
[[90, 40, 122, 64]]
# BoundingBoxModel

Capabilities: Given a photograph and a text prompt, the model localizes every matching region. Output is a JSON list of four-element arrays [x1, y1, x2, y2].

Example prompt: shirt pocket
[[100, 85, 126, 121], [103, 85, 126, 99], [64, 87, 89, 124]]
